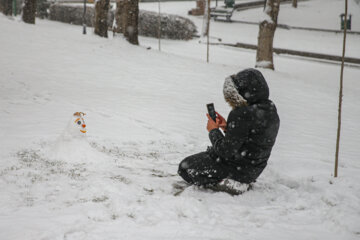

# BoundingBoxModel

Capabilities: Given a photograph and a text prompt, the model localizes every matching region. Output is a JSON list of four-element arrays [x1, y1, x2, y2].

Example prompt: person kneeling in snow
[[178, 68, 280, 188]]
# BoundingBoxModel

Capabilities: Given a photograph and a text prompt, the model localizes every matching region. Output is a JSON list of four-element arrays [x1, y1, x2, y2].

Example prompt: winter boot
[[208, 179, 251, 195]]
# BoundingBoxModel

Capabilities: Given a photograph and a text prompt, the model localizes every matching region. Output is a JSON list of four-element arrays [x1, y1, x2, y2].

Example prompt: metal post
[[83, 0, 87, 34], [12, 0, 17, 16], [349, 14, 352, 30], [206, 0, 210, 63], [158, 0, 161, 51]]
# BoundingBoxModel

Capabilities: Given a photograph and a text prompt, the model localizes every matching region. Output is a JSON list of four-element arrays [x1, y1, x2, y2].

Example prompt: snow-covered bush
[[49, 4, 104, 27], [139, 10, 197, 40], [49, 4, 197, 40], [36, 0, 51, 19]]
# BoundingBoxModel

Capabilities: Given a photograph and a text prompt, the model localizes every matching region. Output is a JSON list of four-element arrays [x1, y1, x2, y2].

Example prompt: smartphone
[[207, 103, 217, 122]]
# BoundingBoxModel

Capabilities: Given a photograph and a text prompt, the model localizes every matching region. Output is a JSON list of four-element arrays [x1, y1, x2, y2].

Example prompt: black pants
[[178, 151, 264, 186]]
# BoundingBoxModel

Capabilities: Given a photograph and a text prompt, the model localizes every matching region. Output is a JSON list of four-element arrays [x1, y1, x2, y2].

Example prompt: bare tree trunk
[[124, 0, 139, 45], [292, 0, 297, 8], [0, 0, 13, 15], [113, 0, 127, 34], [22, 0, 36, 24], [94, 0, 110, 38], [255, 0, 280, 70], [113, 0, 138, 45]]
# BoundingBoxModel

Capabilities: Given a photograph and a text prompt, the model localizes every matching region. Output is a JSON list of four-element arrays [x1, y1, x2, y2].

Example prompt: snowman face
[[74, 116, 87, 134]]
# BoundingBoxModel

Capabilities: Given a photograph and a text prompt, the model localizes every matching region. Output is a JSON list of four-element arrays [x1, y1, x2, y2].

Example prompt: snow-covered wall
[[49, 4, 197, 40]]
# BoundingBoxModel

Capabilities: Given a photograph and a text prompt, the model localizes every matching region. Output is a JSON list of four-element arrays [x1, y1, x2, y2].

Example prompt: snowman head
[[65, 112, 87, 138]]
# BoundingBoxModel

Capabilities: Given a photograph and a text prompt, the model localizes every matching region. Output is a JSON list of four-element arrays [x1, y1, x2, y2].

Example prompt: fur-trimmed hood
[[224, 68, 269, 105]]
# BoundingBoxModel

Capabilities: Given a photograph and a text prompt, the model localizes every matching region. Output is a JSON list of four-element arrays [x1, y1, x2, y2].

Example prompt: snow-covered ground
[[235, 0, 360, 32], [1, 0, 360, 239], [140, 0, 360, 58]]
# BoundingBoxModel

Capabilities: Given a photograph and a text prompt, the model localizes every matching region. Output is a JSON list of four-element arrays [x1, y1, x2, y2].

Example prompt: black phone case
[[207, 103, 216, 122]]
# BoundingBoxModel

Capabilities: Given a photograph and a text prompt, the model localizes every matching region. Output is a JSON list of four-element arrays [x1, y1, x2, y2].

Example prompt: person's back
[[220, 99, 279, 183], [243, 99, 280, 167]]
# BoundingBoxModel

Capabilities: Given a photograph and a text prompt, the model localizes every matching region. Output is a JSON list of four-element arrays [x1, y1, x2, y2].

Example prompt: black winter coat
[[209, 69, 280, 180]]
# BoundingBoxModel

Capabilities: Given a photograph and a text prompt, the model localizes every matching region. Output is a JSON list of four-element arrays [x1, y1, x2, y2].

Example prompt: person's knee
[[178, 157, 191, 175], [178, 157, 194, 183]]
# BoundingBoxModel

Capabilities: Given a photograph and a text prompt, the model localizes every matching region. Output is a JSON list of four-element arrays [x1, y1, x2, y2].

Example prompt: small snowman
[[61, 112, 87, 140], [49, 112, 95, 163]]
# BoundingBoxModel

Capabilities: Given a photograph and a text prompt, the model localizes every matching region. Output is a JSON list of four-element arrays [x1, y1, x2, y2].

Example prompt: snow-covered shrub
[[49, 4, 102, 27], [36, 0, 51, 19], [49, 4, 197, 40], [139, 10, 197, 40]]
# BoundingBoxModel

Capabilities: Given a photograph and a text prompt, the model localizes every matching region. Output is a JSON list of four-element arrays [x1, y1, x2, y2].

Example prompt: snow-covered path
[[1, 6, 360, 240]]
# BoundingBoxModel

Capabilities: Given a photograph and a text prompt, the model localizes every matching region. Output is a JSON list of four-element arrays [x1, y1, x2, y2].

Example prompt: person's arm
[[208, 110, 249, 161]]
